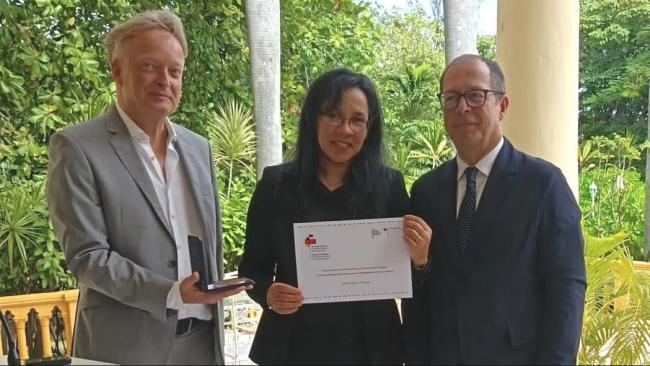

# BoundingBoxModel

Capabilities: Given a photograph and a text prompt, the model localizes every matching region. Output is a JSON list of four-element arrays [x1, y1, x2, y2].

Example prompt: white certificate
[[293, 217, 412, 304]]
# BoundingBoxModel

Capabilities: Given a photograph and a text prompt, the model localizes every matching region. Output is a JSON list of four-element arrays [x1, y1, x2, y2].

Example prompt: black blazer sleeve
[[535, 169, 586, 364], [401, 176, 432, 365], [237, 166, 281, 309]]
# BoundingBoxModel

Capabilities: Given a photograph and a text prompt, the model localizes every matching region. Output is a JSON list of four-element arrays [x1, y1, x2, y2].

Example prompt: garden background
[[1, 0, 649, 363]]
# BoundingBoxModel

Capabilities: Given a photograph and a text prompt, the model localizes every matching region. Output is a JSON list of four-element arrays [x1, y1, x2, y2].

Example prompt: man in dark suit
[[402, 54, 586, 364]]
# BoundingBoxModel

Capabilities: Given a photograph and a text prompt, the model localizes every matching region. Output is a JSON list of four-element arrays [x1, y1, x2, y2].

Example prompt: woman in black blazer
[[238, 68, 431, 365]]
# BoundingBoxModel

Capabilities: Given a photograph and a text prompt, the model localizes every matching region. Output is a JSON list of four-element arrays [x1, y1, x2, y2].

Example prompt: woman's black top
[[238, 162, 409, 365]]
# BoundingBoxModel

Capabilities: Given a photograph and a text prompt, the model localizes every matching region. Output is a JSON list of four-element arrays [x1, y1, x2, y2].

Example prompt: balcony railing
[[0, 289, 78, 362]]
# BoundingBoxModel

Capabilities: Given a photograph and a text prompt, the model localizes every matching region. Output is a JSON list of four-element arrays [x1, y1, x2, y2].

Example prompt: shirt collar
[[116, 102, 177, 146], [456, 137, 504, 181]]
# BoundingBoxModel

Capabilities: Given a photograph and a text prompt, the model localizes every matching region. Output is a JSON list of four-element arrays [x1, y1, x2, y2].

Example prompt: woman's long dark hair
[[294, 68, 388, 216]]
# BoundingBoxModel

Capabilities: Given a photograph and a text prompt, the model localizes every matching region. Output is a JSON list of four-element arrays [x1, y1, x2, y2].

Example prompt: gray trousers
[[166, 320, 220, 365]]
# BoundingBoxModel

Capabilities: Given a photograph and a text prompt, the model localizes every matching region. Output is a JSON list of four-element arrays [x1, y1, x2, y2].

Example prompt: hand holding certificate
[[293, 217, 412, 304]]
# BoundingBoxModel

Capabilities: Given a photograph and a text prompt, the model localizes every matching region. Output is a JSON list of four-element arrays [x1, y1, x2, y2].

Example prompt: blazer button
[[167, 260, 177, 268]]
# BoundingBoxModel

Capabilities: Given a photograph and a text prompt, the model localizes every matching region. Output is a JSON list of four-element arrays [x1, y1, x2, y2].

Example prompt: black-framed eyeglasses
[[437, 89, 504, 110], [320, 112, 369, 133]]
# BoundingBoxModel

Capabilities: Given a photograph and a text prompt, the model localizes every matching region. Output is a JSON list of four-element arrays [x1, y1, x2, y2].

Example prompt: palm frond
[[206, 98, 257, 197], [580, 229, 650, 364], [0, 181, 48, 271], [409, 123, 453, 169]]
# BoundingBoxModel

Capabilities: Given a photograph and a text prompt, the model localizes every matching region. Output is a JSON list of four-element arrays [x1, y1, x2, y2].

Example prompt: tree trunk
[[443, 0, 481, 64], [645, 84, 650, 258], [246, 0, 282, 179]]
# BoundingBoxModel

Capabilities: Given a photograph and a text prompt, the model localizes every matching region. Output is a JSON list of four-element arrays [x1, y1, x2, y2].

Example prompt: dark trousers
[[286, 324, 369, 365]]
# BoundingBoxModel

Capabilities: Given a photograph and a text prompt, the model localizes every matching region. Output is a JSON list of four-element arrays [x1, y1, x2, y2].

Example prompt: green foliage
[[385, 117, 453, 188], [172, 1, 251, 134], [0, 0, 118, 146], [581, 168, 646, 260], [387, 64, 438, 120], [280, 0, 380, 142], [217, 171, 255, 273], [281, 112, 300, 161], [207, 98, 257, 197], [579, 0, 650, 141], [409, 121, 454, 170], [0, 180, 47, 271], [0, 180, 76, 295], [477, 35, 496, 60], [0, 0, 251, 172], [579, 230, 650, 364], [371, 8, 445, 82], [0, 112, 49, 182], [579, 134, 648, 260], [578, 139, 598, 174], [364, 7, 449, 189], [370, 9, 445, 123], [67, 86, 115, 125]]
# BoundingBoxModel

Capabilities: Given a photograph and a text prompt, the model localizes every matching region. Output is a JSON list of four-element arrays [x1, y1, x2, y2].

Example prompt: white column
[[496, 0, 580, 197]]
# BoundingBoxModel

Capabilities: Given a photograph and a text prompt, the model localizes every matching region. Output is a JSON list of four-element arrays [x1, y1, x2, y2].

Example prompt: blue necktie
[[457, 167, 478, 252]]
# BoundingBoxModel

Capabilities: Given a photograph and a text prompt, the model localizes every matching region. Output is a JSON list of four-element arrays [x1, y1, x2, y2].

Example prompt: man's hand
[[179, 272, 250, 304], [404, 214, 433, 267], [266, 282, 304, 315]]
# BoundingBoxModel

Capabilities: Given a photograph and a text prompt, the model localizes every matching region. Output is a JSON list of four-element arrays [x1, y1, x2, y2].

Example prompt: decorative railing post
[[64, 292, 77, 353], [37, 314, 52, 358], [15, 319, 28, 362]]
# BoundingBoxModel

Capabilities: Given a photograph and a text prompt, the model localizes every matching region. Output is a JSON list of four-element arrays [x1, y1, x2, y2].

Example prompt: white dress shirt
[[455, 137, 504, 217], [117, 103, 211, 321]]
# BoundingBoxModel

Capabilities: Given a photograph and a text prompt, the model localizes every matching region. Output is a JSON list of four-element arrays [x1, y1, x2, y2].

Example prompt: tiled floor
[[224, 328, 255, 365], [223, 291, 261, 365]]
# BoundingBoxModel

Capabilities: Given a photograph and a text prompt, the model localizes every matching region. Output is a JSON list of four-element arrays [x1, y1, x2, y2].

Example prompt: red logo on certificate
[[304, 234, 317, 246]]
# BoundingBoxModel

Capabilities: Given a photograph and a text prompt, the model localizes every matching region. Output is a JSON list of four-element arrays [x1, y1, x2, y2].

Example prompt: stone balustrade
[[0, 289, 78, 362]]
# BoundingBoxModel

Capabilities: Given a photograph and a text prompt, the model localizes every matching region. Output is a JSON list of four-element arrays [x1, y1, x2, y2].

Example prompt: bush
[[580, 167, 646, 260], [218, 172, 255, 273], [578, 134, 648, 261], [580, 229, 650, 364], [0, 180, 76, 295]]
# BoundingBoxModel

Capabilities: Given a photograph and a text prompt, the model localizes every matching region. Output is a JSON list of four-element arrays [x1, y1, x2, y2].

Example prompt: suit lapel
[[463, 139, 520, 271], [437, 161, 464, 272], [105, 108, 174, 239], [175, 133, 212, 249]]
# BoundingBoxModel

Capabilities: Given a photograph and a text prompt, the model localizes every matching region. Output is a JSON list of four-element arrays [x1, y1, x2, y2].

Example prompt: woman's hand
[[403, 214, 433, 267], [266, 282, 304, 315]]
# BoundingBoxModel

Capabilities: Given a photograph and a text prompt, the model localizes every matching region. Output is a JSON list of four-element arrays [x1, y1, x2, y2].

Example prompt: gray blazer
[[47, 107, 225, 364]]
